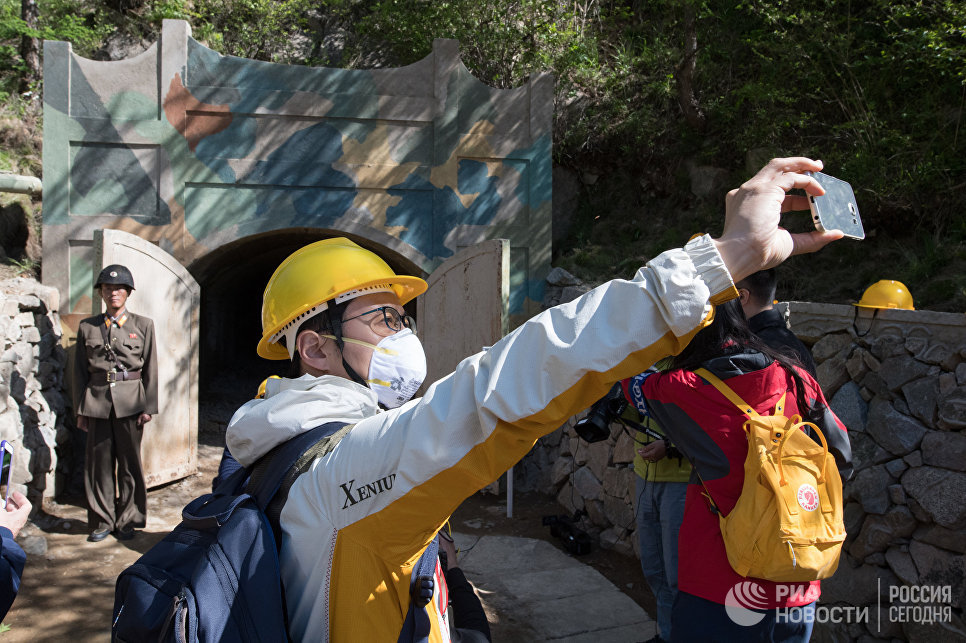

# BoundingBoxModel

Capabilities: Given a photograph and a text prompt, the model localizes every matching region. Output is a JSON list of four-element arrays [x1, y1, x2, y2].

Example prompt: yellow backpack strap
[[695, 368, 759, 419], [776, 419, 831, 486], [774, 392, 786, 415]]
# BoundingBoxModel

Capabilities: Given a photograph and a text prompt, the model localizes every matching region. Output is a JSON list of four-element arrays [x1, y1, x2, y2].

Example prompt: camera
[[575, 381, 674, 454], [573, 383, 627, 443], [542, 514, 592, 555]]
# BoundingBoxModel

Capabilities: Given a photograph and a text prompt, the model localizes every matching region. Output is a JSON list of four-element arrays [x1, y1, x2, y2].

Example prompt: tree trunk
[[18, 0, 39, 93], [676, 4, 706, 131]]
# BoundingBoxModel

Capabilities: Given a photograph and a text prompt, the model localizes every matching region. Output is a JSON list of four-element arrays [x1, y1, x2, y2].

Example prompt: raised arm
[[310, 156, 843, 562]]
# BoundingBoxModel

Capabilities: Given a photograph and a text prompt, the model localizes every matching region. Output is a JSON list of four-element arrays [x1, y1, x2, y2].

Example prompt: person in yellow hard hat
[[221, 158, 842, 642], [854, 280, 915, 311], [256, 237, 428, 406], [211, 375, 283, 490], [256, 374, 282, 399]]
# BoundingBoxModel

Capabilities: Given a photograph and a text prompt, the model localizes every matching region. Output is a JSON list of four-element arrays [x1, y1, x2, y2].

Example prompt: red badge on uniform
[[129, 333, 139, 339]]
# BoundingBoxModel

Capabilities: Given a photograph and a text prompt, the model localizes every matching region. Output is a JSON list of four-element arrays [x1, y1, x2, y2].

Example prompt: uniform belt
[[91, 370, 141, 384]]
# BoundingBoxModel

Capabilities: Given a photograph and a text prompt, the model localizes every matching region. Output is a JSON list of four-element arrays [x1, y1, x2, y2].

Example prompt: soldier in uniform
[[71, 265, 158, 543]]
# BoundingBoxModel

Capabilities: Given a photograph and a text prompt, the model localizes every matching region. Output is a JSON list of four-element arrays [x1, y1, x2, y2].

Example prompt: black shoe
[[87, 528, 111, 543], [114, 527, 136, 541]]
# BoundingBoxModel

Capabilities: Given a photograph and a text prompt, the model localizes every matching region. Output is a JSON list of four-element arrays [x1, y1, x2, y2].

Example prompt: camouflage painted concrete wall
[[42, 19, 552, 323]]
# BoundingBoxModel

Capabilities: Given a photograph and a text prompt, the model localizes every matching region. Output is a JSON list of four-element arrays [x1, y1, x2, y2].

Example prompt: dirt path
[[2, 440, 652, 641], [1, 444, 224, 641]]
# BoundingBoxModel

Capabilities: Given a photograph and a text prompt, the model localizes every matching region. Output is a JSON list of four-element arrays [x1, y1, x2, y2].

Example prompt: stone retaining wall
[[786, 302, 965, 641], [518, 270, 966, 640], [0, 278, 69, 501]]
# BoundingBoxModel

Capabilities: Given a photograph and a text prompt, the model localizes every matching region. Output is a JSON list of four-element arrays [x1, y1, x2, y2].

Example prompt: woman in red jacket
[[628, 299, 852, 642]]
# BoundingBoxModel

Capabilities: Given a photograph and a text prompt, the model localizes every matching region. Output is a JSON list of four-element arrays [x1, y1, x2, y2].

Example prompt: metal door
[[418, 239, 509, 388], [94, 229, 199, 487]]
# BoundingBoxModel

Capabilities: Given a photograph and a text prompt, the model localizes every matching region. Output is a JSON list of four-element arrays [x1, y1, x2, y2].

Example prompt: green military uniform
[[72, 310, 158, 533]]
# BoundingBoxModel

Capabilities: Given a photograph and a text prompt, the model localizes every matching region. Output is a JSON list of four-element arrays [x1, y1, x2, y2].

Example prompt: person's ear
[[296, 331, 335, 374], [737, 288, 751, 307]]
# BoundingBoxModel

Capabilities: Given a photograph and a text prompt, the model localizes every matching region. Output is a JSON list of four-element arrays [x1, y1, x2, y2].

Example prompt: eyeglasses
[[341, 306, 416, 336]]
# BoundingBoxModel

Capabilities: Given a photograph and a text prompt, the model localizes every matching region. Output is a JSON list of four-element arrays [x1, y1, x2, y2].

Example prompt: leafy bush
[[344, 0, 597, 90], [0, 0, 963, 308], [0, 0, 112, 60]]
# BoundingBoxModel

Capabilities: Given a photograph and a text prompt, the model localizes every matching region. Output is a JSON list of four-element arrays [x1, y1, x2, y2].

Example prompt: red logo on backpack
[[797, 484, 819, 511]]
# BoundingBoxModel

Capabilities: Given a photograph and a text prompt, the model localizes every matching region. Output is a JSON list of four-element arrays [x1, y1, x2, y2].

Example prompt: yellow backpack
[[695, 368, 846, 582]]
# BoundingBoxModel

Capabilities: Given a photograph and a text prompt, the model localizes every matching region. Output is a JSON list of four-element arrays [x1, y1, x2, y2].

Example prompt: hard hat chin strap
[[327, 314, 370, 389], [851, 306, 877, 338]]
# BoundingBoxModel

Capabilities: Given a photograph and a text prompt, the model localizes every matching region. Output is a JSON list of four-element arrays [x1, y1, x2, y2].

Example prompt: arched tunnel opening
[[188, 229, 425, 443]]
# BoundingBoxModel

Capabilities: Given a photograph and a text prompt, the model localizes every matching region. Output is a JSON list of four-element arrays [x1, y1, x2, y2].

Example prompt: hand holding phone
[[0, 491, 31, 539], [0, 441, 13, 505], [804, 171, 865, 240]]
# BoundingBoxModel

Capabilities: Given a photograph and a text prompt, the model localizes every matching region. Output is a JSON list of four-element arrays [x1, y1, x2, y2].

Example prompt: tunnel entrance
[[188, 229, 425, 438]]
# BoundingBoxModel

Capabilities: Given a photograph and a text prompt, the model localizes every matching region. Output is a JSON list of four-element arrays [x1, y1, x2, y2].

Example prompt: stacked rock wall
[[788, 302, 965, 641], [519, 270, 965, 639], [0, 278, 69, 501]]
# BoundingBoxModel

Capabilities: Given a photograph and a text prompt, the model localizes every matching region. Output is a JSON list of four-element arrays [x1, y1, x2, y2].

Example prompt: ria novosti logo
[[725, 582, 822, 627], [724, 579, 954, 630], [724, 581, 770, 626]]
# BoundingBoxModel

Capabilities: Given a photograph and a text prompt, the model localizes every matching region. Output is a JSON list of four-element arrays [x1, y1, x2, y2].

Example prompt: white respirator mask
[[325, 329, 427, 408]]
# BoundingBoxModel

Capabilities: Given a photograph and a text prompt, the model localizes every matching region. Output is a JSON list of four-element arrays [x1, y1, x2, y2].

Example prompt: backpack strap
[[398, 536, 440, 643], [696, 367, 789, 420], [246, 422, 350, 509], [247, 422, 353, 545], [696, 368, 831, 487], [268, 424, 353, 546], [243, 422, 441, 643], [239, 422, 352, 642], [697, 366, 789, 452], [691, 368, 754, 514], [695, 368, 760, 418]]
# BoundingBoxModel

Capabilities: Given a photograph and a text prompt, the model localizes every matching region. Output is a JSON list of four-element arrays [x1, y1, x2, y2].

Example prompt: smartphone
[[0, 441, 12, 505], [805, 171, 865, 240]]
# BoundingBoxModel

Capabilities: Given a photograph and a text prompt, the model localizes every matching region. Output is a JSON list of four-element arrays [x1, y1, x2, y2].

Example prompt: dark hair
[[736, 269, 777, 307], [670, 298, 814, 416]]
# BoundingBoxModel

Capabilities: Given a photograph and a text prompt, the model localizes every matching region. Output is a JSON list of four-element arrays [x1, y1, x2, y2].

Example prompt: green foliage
[[347, 0, 597, 89], [5, 256, 38, 277], [183, 0, 316, 62], [0, 0, 963, 308], [545, 0, 966, 310], [0, 93, 41, 175], [0, 0, 111, 59]]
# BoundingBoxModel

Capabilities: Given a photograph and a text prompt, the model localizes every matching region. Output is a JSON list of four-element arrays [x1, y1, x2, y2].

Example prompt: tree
[[17, 0, 37, 91]]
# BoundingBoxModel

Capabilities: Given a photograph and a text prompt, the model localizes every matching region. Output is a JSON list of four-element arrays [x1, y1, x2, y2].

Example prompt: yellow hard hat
[[854, 280, 915, 311], [255, 375, 281, 399], [258, 238, 427, 360]]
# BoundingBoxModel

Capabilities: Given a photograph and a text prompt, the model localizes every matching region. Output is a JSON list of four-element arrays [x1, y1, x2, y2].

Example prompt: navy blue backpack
[[111, 422, 439, 642]]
